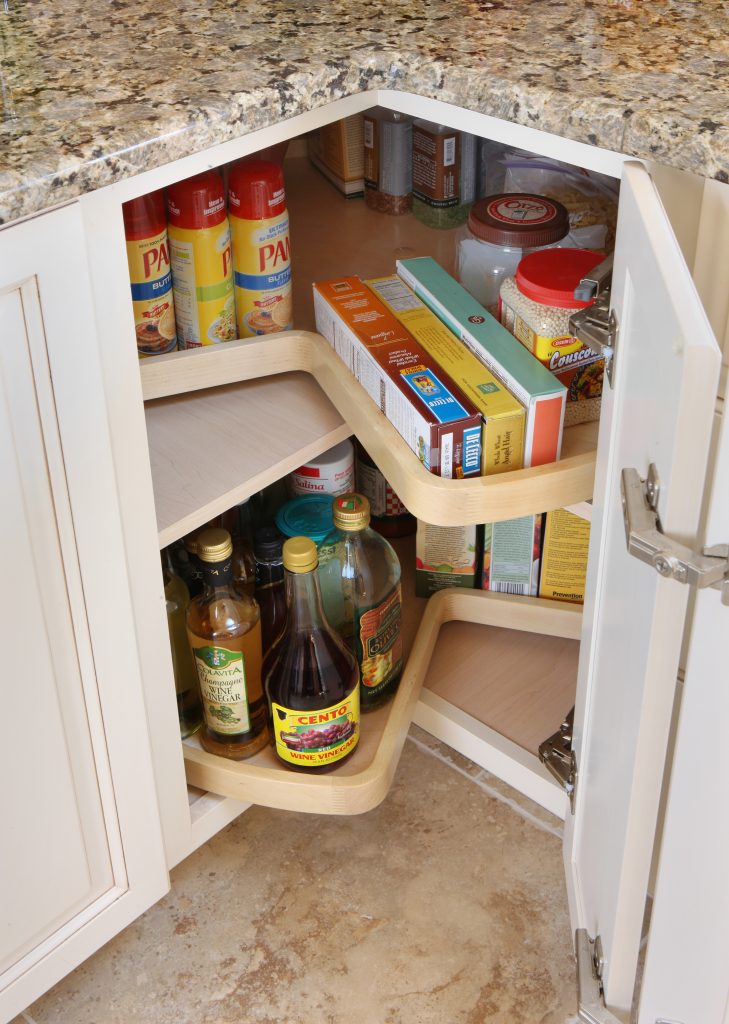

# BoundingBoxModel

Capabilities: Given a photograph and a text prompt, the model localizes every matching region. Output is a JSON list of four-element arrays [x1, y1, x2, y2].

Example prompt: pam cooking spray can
[[166, 170, 236, 348], [123, 191, 177, 357], [228, 159, 293, 337]]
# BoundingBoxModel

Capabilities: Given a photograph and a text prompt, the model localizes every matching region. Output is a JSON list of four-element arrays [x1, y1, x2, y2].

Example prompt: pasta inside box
[[416, 522, 478, 596], [482, 515, 542, 596], [538, 507, 591, 603]]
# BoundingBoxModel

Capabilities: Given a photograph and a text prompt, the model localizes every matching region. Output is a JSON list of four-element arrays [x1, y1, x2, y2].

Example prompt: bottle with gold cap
[[264, 536, 360, 773], [186, 527, 268, 760], [322, 493, 403, 711]]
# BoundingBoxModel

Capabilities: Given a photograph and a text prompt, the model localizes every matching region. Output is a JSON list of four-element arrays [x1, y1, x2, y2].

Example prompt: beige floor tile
[[27, 730, 577, 1024]]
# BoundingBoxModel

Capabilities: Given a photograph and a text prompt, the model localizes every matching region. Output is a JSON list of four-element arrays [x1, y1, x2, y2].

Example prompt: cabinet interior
[[139, 111, 616, 845]]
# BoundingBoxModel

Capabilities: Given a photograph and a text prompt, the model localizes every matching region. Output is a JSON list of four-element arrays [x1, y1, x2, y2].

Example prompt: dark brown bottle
[[186, 528, 268, 760], [264, 536, 360, 773], [254, 526, 287, 660]]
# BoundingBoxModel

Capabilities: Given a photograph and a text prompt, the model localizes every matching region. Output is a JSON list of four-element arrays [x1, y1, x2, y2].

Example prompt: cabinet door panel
[[0, 284, 114, 974], [565, 163, 721, 1013]]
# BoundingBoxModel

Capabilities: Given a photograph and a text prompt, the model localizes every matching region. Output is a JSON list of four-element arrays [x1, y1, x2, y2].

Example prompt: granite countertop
[[1, 0, 728, 225]]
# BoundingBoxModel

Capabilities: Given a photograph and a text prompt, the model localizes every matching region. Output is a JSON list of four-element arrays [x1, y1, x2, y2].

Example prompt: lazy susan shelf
[[140, 331, 598, 535], [181, 582, 582, 815]]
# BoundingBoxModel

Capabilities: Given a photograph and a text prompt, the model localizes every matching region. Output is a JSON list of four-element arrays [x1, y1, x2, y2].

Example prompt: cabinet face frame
[[0, 206, 169, 1021]]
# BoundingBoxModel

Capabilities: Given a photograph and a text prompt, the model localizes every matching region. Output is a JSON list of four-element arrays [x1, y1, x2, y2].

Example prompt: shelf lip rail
[[139, 330, 596, 527]]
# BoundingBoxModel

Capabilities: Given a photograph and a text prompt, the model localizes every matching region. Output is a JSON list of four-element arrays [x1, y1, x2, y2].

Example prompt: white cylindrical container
[[289, 439, 355, 497]]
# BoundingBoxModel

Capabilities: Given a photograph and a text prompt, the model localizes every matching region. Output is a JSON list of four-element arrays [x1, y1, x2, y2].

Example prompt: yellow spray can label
[[168, 219, 236, 347], [126, 229, 177, 356], [230, 211, 292, 337]]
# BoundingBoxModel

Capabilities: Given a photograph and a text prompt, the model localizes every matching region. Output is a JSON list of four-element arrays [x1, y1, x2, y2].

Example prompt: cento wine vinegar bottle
[[186, 528, 268, 760], [264, 537, 360, 773]]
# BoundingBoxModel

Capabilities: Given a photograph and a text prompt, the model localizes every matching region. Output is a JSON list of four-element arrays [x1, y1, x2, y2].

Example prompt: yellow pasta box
[[366, 275, 525, 475], [538, 506, 591, 603]]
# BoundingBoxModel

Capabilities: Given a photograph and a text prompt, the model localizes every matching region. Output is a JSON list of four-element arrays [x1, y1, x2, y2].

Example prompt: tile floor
[[19, 727, 578, 1024]]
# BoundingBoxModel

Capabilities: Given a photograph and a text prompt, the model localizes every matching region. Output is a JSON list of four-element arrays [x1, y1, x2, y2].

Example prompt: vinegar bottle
[[186, 528, 268, 760], [264, 537, 360, 773], [162, 550, 203, 739]]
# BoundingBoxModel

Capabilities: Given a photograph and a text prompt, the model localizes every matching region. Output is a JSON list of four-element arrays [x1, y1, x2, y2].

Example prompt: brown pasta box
[[313, 277, 482, 478]]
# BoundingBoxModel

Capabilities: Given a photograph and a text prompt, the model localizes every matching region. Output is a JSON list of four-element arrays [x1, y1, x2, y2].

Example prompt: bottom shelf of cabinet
[[182, 537, 582, 818]]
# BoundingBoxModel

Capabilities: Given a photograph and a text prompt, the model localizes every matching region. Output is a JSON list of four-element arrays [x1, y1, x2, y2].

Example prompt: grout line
[[406, 733, 563, 839]]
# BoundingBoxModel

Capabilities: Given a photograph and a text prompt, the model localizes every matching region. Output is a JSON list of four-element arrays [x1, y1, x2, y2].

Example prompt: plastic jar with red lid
[[228, 159, 293, 338], [167, 169, 236, 348], [499, 248, 605, 424], [456, 193, 569, 316]]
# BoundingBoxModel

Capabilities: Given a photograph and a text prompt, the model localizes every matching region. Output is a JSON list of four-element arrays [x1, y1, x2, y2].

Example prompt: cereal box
[[313, 277, 482, 478], [365, 275, 525, 475], [538, 506, 591, 603], [396, 257, 566, 467], [482, 515, 543, 596]]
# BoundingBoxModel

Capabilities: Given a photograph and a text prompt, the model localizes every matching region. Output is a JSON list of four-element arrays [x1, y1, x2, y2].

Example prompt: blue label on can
[[234, 266, 292, 291]]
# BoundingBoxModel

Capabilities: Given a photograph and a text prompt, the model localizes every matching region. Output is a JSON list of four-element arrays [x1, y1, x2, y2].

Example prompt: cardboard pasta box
[[396, 257, 566, 468], [313, 276, 482, 479], [365, 275, 525, 475], [482, 514, 543, 596], [538, 506, 591, 603]]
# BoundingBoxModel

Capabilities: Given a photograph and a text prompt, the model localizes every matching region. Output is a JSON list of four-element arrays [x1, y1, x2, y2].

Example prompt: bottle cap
[[228, 159, 287, 221], [183, 533, 199, 555], [253, 526, 284, 561], [333, 493, 370, 531], [282, 536, 318, 574], [275, 495, 334, 544], [196, 528, 233, 562], [167, 170, 227, 230], [515, 248, 603, 310], [467, 193, 569, 249], [122, 191, 167, 240]]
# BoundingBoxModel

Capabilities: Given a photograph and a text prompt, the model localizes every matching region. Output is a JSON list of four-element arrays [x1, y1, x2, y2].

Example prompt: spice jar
[[411, 120, 477, 229], [499, 248, 605, 425], [363, 108, 412, 215], [456, 193, 569, 316]]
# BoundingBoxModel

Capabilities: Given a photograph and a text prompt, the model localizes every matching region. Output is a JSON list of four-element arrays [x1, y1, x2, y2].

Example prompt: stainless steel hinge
[[538, 707, 577, 813], [621, 465, 729, 605], [576, 929, 624, 1024], [569, 254, 618, 388]]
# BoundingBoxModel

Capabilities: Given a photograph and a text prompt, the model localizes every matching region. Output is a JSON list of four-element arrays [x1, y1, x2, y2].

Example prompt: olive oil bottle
[[186, 528, 268, 759]]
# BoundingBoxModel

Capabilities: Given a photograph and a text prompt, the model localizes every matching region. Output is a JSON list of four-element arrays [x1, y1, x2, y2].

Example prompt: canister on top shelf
[[456, 193, 570, 316], [123, 191, 177, 357], [411, 120, 477, 229], [166, 170, 236, 348], [499, 248, 605, 426], [289, 439, 355, 497], [228, 159, 293, 337], [363, 108, 412, 215]]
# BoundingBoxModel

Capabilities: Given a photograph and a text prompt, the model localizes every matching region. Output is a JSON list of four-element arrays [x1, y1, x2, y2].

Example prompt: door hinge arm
[[569, 254, 617, 388], [576, 929, 624, 1024], [621, 466, 729, 604], [538, 707, 576, 813]]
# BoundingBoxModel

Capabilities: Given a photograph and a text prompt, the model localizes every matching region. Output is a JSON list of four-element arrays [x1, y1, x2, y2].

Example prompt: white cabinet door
[[564, 163, 721, 1014], [635, 400, 729, 1023], [0, 209, 168, 1022]]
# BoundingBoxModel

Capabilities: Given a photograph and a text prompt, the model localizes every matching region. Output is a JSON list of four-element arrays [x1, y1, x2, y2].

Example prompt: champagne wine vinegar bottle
[[186, 528, 268, 759], [265, 537, 360, 773]]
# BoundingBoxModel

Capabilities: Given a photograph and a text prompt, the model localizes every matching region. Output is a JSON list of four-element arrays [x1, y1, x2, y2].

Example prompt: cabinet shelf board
[[181, 581, 581, 816], [146, 370, 350, 548], [141, 333, 598, 532]]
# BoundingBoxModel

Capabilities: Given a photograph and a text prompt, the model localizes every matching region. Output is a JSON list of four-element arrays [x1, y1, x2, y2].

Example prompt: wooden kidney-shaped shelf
[[181, 585, 582, 815], [140, 331, 598, 537], [140, 331, 591, 814]]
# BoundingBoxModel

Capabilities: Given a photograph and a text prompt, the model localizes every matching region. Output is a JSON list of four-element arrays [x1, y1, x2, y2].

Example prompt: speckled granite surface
[[1, 0, 728, 224]]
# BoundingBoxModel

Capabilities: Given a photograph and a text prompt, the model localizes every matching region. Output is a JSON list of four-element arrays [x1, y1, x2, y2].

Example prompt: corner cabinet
[[0, 208, 169, 1021], [2, 89, 728, 1024]]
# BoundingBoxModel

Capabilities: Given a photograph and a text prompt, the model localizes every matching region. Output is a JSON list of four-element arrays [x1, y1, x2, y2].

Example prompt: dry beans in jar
[[499, 248, 605, 425]]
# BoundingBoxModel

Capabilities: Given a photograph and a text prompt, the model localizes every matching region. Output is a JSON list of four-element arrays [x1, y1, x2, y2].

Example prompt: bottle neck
[[284, 567, 327, 631], [201, 557, 233, 593]]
